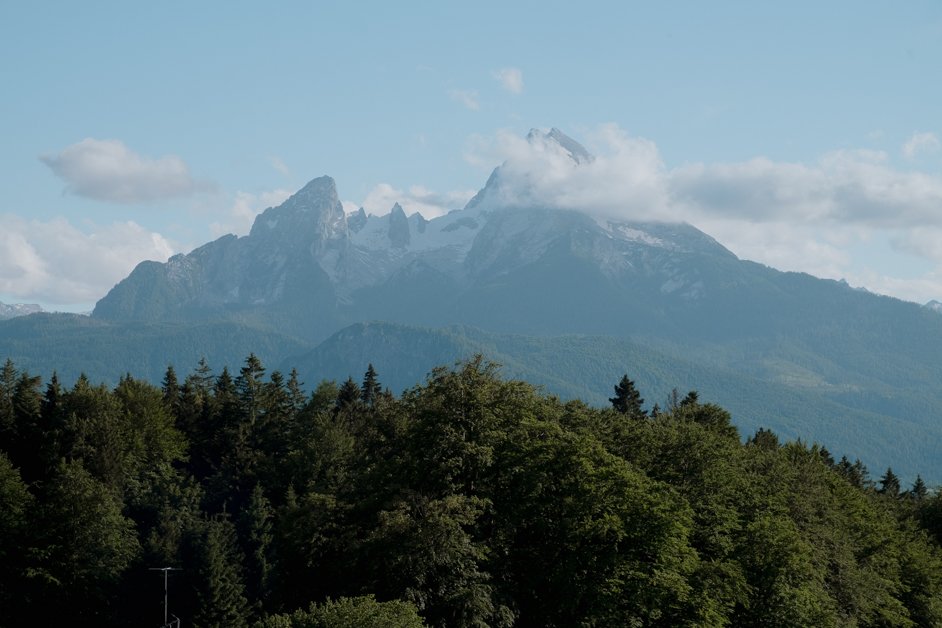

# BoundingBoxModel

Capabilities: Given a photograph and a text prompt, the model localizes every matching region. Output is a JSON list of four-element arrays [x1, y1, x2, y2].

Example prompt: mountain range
[[0, 302, 42, 320], [3, 129, 942, 482]]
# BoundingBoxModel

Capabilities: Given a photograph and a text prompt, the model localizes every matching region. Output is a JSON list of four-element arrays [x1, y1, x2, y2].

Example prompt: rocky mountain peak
[[388, 203, 410, 248], [466, 128, 594, 212], [527, 127, 594, 164], [249, 175, 347, 244], [348, 207, 368, 233], [0, 301, 43, 320]]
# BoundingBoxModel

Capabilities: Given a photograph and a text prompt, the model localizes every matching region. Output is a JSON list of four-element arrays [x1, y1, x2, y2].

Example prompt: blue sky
[[2, 1, 941, 310]]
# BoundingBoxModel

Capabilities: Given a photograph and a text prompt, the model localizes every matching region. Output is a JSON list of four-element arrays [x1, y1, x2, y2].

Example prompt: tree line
[[1, 356, 942, 627]]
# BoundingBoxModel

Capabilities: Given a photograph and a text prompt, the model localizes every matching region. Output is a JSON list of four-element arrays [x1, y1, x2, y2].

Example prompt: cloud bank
[[0, 215, 174, 306], [41, 138, 213, 203], [465, 125, 942, 303]]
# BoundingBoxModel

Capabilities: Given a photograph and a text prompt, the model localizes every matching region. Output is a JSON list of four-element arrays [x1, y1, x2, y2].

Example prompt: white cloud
[[669, 149, 942, 229], [464, 125, 942, 303], [493, 67, 524, 94], [449, 89, 480, 111], [467, 125, 942, 229], [209, 189, 293, 238], [268, 155, 292, 178], [890, 228, 942, 264], [0, 214, 175, 306], [465, 125, 671, 221], [40, 138, 213, 203], [358, 183, 475, 219], [902, 131, 940, 160]]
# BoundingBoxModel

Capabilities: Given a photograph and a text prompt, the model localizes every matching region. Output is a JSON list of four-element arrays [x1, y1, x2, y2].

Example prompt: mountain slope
[[288, 321, 942, 483], [0, 313, 313, 385]]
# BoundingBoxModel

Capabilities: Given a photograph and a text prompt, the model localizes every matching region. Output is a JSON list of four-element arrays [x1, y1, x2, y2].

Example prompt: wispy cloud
[[449, 89, 480, 111], [493, 67, 524, 94], [902, 131, 940, 160], [268, 155, 292, 178], [357, 183, 475, 219], [40, 138, 213, 203]]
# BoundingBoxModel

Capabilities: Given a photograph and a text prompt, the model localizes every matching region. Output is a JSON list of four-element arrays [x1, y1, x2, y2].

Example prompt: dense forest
[[1, 355, 942, 627]]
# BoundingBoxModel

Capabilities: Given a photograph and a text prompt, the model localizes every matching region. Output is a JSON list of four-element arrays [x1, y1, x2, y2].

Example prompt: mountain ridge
[[0, 301, 42, 320]]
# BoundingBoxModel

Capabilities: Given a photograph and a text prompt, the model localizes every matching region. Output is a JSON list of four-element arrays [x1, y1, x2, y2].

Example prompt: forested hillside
[[2, 355, 941, 627]]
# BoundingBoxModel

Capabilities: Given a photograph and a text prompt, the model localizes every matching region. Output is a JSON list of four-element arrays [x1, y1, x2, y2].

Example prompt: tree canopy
[[0, 355, 940, 627]]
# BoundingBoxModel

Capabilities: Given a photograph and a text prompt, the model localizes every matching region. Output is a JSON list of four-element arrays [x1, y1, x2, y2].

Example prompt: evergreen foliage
[[0, 355, 940, 627], [254, 595, 425, 627], [608, 373, 645, 417]]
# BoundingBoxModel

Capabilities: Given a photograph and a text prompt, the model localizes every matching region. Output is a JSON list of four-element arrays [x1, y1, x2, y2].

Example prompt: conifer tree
[[161, 365, 183, 426], [0, 358, 17, 439], [609, 374, 645, 417], [10, 371, 44, 481], [880, 467, 901, 496], [749, 427, 780, 449], [184, 516, 251, 628], [286, 368, 306, 413], [237, 354, 266, 426], [240, 484, 275, 606], [336, 377, 361, 410], [910, 475, 928, 501], [41, 371, 62, 422], [361, 364, 381, 406]]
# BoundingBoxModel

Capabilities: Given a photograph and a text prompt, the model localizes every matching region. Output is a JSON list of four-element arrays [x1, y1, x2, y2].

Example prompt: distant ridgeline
[[1, 356, 941, 626], [0, 301, 42, 320], [4, 129, 942, 484]]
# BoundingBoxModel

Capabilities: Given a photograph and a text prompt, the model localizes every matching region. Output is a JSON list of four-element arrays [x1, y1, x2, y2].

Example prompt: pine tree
[[336, 377, 361, 410], [162, 365, 181, 418], [0, 358, 17, 440], [880, 467, 901, 497], [41, 372, 62, 421], [910, 475, 928, 501], [239, 484, 275, 607], [184, 516, 250, 628], [236, 354, 266, 426], [361, 364, 381, 406], [609, 374, 645, 417], [749, 428, 780, 449], [286, 368, 306, 412], [10, 371, 44, 481], [191, 356, 215, 394], [837, 457, 871, 489]]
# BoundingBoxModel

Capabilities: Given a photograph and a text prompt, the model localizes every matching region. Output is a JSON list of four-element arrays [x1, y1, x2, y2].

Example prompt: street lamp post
[[149, 567, 181, 627]]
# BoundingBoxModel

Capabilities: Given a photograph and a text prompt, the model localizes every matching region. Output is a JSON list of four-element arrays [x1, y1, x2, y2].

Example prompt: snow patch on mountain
[[593, 217, 667, 247], [0, 302, 43, 320], [350, 203, 487, 258]]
